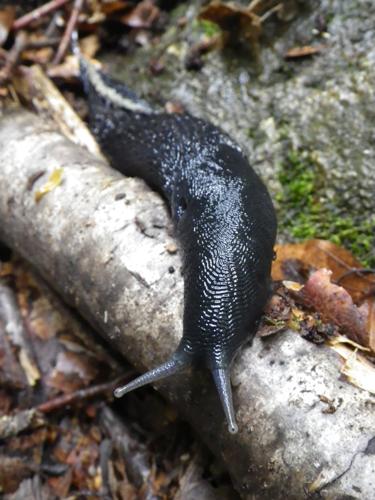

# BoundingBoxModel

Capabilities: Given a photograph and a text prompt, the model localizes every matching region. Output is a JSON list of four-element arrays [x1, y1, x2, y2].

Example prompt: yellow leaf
[[35, 168, 63, 203]]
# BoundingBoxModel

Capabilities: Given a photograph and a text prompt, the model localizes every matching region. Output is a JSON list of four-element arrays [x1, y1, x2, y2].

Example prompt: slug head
[[115, 146, 276, 435]]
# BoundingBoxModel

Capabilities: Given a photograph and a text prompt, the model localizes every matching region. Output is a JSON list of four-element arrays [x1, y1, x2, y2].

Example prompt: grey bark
[[0, 110, 374, 499]]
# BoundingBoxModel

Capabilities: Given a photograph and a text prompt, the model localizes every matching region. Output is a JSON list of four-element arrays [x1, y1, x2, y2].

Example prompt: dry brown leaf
[[21, 34, 54, 64], [47, 468, 72, 499], [0, 261, 13, 277], [360, 299, 375, 352], [47, 54, 79, 80], [80, 34, 100, 59], [199, 1, 261, 44], [273, 240, 375, 351], [120, 0, 160, 29], [272, 239, 375, 303], [0, 455, 34, 494], [22, 46, 53, 64], [100, 0, 131, 15], [298, 268, 368, 347], [48, 350, 99, 393], [285, 45, 324, 59], [0, 6, 15, 47]]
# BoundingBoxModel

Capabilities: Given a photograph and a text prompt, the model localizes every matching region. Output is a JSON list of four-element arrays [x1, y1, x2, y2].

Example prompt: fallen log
[[0, 109, 374, 499]]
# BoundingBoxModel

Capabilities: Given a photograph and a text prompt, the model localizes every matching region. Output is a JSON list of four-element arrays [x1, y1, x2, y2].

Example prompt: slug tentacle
[[212, 368, 238, 434], [114, 355, 189, 398]]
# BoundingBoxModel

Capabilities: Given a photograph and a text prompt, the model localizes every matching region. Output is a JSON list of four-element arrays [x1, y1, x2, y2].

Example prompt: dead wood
[[0, 109, 374, 499]]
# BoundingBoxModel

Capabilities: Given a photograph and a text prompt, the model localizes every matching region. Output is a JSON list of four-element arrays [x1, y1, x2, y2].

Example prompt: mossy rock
[[103, 0, 375, 266]]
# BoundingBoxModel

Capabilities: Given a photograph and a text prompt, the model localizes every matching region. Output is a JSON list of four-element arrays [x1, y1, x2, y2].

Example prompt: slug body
[[81, 61, 277, 433]]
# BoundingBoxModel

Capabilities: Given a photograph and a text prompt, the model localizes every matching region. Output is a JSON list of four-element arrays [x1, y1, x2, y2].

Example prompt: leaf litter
[[0, 256, 238, 498], [0, 0, 372, 495], [268, 239, 375, 395]]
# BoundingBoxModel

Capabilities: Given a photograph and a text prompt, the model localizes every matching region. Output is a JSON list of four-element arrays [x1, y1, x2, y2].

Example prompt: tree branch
[[0, 110, 374, 499]]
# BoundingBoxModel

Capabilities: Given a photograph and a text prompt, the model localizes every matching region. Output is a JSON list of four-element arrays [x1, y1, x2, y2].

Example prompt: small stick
[[259, 3, 282, 23], [336, 268, 375, 282], [27, 36, 61, 49], [0, 36, 59, 85], [37, 374, 133, 413], [53, 0, 84, 65], [13, 0, 71, 31], [0, 31, 28, 84]]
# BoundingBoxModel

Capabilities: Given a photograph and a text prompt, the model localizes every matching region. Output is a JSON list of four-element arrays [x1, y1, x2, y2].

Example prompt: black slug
[[80, 58, 277, 434]]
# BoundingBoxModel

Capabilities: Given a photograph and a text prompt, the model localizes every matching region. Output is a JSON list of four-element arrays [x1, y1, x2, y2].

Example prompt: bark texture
[[0, 110, 374, 499]]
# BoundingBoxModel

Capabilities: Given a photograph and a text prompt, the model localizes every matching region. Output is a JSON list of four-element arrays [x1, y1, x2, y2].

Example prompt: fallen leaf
[[330, 343, 375, 395], [0, 455, 34, 493], [260, 292, 291, 337], [100, 0, 131, 15], [165, 101, 184, 114], [0, 389, 12, 414], [22, 46, 53, 64], [120, 0, 160, 29], [0, 410, 45, 439], [0, 6, 15, 47], [19, 348, 41, 386], [199, 1, 261, 45], [47, 55, 80, 80], [0, 319, 27, 389], [285, 45, 324, 59], [35, 168, 63, 203], [48, 351, 98, 393], [329, 334, 370, 352], [48, 468, 72, 499], [80, 34, 100, 59], [298, 268, 368, 347], [282, 280, 303, 292], [367, 300, 375, 351], [272, 239, 375, 303]]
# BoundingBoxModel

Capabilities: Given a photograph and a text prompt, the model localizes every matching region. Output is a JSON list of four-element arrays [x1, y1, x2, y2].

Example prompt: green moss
[[192, 19, 222, 38], [277, 149, 375, 267]]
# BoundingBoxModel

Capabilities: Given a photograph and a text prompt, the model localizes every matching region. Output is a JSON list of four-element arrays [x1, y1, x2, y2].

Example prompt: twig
[[13, 0, 71, 31], [0, 31, 28, 84], [0, 281, 41, 386], [27, 37, 61, 49], [336, 268, 375, 284], [20, 64, 104, 159], [320, 247, 375, 289], [45, 12, 61, 38], [37, 374, 133, 413], [259, 3, 282, 23], [53, 0, 84, 65], [0, 36, 59, 85]]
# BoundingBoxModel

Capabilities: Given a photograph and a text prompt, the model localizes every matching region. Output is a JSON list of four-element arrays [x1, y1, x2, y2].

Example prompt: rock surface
[[105, 0, 375, 265]]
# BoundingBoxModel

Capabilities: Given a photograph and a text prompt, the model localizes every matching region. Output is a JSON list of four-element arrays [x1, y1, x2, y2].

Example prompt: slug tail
[[114, 355, 188, 398], [212, 368, 238, 434]]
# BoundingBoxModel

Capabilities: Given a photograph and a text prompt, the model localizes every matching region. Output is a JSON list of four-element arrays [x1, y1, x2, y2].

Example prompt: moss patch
[[277, 149, 375, 267], [193, 19, 222, 38]]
